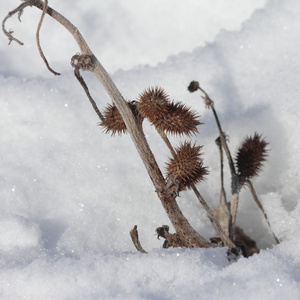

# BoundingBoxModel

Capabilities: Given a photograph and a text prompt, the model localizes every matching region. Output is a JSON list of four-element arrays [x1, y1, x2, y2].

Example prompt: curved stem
[[36, 0, 60, 75]]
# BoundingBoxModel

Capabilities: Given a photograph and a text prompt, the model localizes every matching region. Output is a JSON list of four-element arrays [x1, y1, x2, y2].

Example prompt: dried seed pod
[[153, 101, 202, 136], [165, 141, 208, 191], [187, 81, 200, 93], [137, 87, 170, 121], [100, 101, 142, 136], [235, 132, 269, 180]]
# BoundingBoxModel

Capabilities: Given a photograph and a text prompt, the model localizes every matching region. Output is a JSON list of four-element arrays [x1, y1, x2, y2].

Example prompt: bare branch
[[1, 0, 34, 45]]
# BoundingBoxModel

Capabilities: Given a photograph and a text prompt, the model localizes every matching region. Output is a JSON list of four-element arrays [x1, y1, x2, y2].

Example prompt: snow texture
[[1, 0, 300, 299]]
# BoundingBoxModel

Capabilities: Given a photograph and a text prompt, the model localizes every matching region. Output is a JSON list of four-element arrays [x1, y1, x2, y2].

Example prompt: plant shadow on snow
[[38, 219, 67, 251]]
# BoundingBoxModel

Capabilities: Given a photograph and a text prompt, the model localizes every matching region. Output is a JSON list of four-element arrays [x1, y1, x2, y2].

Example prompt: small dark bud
[[188, 81, 200, 93]]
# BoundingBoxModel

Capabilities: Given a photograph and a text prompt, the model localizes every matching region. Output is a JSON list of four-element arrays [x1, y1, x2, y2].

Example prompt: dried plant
[[188, 80, 278, 248], [2, 1, 276, 260]]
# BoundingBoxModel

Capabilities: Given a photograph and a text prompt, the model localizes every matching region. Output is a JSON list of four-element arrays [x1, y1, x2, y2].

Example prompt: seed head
[[165, 141, 208, 191], [137, 87, 170, 121], [187, 81, 200, 93], [235, 132, 269, 180], [153, 101, 202, 136], [100, 101, 142, 136]]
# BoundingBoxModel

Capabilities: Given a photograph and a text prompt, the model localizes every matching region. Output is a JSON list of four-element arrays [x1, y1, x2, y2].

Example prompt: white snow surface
[[1, 0, 300, 299]]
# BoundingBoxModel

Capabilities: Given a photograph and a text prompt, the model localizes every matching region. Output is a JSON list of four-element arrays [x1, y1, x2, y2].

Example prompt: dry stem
[[36, 0, 60, 75], [247, 180, 280, 244], [130, 225, 147, 253], [198, 86, 240, 240]]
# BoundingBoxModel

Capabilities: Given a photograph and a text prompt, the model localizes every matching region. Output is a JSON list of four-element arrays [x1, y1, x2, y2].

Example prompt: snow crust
[[1, 0, 300, 299]]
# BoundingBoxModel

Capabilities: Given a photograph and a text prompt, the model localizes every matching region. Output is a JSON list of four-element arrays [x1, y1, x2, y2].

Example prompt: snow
[[1, 0, 300, 299]]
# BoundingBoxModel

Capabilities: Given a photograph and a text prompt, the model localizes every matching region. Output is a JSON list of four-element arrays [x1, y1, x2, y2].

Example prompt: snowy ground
[[1, 0, 300, 299]]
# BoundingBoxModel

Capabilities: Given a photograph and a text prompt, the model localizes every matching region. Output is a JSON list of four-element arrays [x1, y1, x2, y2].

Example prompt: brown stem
[[247, 180, 280, 244], [213, 137, 230, 235], [216, 137, 227, 205], [130, 225, 147, 253], [199, 88, 236, 177], [198, 86, 240, 241], [229, 193, 239, 241], [74, 67, 105, 122], [35, 0, 60, 75]]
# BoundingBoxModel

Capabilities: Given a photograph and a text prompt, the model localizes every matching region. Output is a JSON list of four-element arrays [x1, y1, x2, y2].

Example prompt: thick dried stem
[[229, 193, 239, 241], [213, 137, 230, 235]]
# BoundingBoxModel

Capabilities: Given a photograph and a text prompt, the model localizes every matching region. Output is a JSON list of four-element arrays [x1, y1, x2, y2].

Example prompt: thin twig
[[36, 0, 60, 76], [1, 0, 33, 45], [197, 86, 241, 241], [199, 87, 236, 177], [130, 225, 147, 253], [247, 180, 280, 244], [74, 68, 105, 122]]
